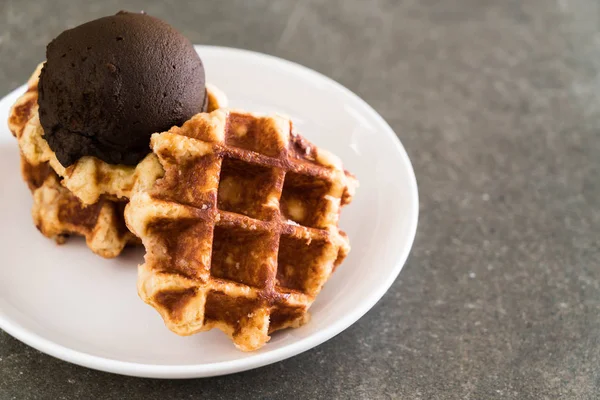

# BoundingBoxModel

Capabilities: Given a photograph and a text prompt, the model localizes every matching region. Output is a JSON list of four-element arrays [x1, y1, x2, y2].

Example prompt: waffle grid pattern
[[126, 109, 356, 351]]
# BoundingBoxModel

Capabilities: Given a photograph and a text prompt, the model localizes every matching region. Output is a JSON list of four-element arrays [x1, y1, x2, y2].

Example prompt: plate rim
[[0, 45, 419, 379]]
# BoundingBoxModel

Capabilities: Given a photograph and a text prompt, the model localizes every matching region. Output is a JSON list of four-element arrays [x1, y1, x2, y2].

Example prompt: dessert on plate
[[7, 11, 357, 350]]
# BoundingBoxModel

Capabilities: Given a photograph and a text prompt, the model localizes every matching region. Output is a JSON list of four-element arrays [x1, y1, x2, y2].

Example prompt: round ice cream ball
[[38, 11, 207, 167]]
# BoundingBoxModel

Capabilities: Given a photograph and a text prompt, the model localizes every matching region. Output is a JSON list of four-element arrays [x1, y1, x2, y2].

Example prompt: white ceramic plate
[[0, 46, 418, 378]]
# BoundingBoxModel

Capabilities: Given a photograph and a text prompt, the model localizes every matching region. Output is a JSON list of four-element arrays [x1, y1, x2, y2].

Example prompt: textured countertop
[[1, 0, 599, 398]]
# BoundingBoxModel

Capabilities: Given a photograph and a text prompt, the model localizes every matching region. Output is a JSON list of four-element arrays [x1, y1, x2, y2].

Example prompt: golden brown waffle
[[125, 109, 357, 351], [9, 64, 227, 258], [30, 166, 137, 258], [8, 63, 42, 140]]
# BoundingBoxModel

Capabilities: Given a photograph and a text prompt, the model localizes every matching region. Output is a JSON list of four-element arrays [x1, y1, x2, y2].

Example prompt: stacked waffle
[[10, 65, 357, 351]]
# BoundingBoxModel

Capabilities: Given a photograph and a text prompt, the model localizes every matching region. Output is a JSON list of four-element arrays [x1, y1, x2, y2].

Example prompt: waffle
[[9, 64, 227, 257], [29, 165, 137, 258], [124, 109, 357, 351]]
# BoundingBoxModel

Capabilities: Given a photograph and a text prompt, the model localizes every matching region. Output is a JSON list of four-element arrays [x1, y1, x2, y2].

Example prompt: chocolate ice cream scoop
[[38, 11, 207, 167]]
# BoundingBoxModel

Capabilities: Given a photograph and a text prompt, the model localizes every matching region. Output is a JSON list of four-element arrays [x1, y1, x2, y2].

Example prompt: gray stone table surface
[[1, 0, 599, 398]]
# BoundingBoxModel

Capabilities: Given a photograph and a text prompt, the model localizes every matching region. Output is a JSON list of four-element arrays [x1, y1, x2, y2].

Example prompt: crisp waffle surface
[[28, 163, 137, 258], [9, 64, 226, 258], [125, 109, 357, 351]]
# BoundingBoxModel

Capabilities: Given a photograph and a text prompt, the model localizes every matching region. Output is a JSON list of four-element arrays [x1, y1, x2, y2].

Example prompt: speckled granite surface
[[1, 0, 599, 398]]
